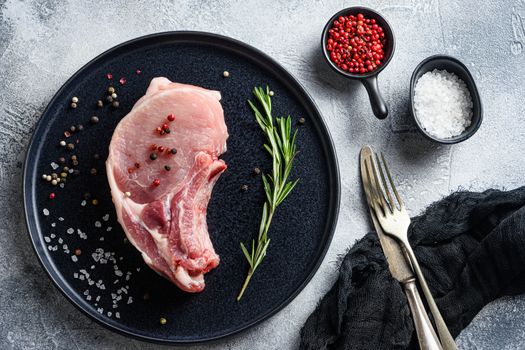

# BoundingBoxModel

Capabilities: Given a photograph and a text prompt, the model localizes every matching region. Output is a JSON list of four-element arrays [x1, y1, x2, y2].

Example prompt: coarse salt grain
[[413, 69, 473, 139]]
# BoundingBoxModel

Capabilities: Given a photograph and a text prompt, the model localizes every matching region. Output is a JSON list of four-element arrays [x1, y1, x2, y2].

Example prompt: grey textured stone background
[[1, 0, 524, 349]]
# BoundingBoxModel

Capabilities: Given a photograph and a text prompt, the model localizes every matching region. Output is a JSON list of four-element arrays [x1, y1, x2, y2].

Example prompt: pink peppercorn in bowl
[[321, 7, 395, 119]]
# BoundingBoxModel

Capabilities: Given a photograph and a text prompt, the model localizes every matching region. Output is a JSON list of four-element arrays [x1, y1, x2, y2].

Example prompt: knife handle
[[403, 277, 443, 350]]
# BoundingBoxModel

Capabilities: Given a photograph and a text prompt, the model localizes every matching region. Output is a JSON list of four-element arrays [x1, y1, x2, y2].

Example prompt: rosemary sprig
[[237, 86, 299, 301]]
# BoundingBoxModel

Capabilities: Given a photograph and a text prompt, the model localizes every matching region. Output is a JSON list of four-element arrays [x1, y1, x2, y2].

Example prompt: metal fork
[[363, 152, 458, 350]]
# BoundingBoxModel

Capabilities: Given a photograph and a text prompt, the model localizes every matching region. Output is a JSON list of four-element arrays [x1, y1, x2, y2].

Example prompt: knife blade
[[360, 145, 443, 350], [360, 145, 413, 282]]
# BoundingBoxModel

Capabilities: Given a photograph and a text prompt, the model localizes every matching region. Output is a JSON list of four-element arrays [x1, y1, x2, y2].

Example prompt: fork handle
[[402, 277, 443, 350], [403, 243, 458, 350]]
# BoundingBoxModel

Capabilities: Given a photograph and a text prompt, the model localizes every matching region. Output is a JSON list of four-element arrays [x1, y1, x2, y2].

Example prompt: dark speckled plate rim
[[22, 31, 341, 344]]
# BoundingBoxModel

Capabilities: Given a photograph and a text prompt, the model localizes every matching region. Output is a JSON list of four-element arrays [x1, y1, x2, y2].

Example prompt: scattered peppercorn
[[150, 153, 158, 160], [119, 77, 126, 85], [160, 317, 167, 325], [70, 125, 76, 133], [167, 114, 175, 121], [93, 154, 100, 160], [164, 165, 171, 171], [45, 175, 52, 181], [67, 143, 75, 150], [241, 184, 249, 191], [143, 292, 150, 300], [52, 173, 58, 179], [253, 167, 261, 175], [153, 179, 161, 187], [51, 179, 58, 186], [49, 193, 55, 199], [97, 100, 104, 108], [164, 128, 170, 134], [73, 169, 80, 176], [108, 86, 115, 94], [63, 166, 70, 172], [58, 157, 66, 164], [136, 69, 142, 75], [64, 131, 72, 138], [72, 160, 79, 166], [71, 155, 77, 161], [71, 96, 79, 103], [60, 172, 67, 178], [223, 71, 230, 77], [158, 146, 165, 152], [92, 199, 99, 205], [106, 95, 114, 103], [111, 93, 117, 99], [90, 168, 97, 175], [70, 102, 77, 109], [74, 248, 81, 256], [59, 140, 66, 147], [170, 148, 177, 155], [112, 101, 119, 108], [298, 117, 306, 125], [83, 192, 92, 200], [106, 73, 113, 79], [90, 116, 99, 124], [269, 90, 274, 96], [134, 162, 140, 168], [77, 124, 84, 131]]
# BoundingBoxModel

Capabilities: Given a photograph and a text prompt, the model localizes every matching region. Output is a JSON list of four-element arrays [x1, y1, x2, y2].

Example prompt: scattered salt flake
[[115, 312, 120, 319], [50, 234, 56, 238], [73, 273, 78, 278], [79, 275, 85, 280], [127, 297, 133, 304], [91, 265, 95, 269], [58, 217, 64, 221], [107, 311, 112, 317], [115, 270, 123, 277], [136, 268, 141, 272], [102, 214, 109, 221], [44, 236, 51, 243], [59, 183, 65, 188], [106, 226, 112, 232], [86, 295, 92, 301], [99, 237, 104, 241], [81, 200, 87, 206], [50, 162, 59, 170], [96, 296, 101, 302], [97, 308, 104, 314], [58, 238, 63, 244], [95, 221, 102, 228], [51, 222, 56, 227], [83, 290, 90, 296], [43, 208, 50, 216], [71, 255, 78, 262], [67, 228, 74, 234]]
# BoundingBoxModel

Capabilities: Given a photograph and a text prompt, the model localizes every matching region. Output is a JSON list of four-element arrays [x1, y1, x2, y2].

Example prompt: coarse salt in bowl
[[413, 69, 473, 139], [409, 55, 483, 144]]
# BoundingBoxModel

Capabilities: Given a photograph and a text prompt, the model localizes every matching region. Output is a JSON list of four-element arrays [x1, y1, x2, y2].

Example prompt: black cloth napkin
[[300, 187, 525, 350]]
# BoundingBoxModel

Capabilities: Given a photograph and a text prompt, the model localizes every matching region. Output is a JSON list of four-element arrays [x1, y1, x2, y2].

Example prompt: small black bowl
[[410, 55, 483, 144], [321, 7, 395, 119]]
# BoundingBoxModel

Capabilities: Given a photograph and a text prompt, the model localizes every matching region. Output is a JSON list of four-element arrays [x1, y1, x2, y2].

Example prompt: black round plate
[[23, 31, 340, 344]]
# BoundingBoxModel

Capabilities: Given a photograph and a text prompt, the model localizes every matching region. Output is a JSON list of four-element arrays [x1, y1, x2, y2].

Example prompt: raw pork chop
[[106, 78, 228, 292]]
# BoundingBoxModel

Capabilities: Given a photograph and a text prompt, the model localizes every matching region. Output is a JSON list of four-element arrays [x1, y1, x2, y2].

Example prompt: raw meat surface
[[106, 78, 228, 292]]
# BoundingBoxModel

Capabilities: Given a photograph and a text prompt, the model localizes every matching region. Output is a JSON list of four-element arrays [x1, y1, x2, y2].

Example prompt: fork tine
[[368, 154, 389, 214], [375, 153, 394, 212], [380, 153, 404, 208]]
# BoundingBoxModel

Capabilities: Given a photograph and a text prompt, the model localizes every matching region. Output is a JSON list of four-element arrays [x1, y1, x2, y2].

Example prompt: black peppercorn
[[150, 153, 158, 160], [90, 116, 99, 124], [90, 168, 97, 175], [97, 100, 104, 108], [58, 157, 66, 164], [112, 101, 119, 108], [170, 148, 177, 155], [67, 143, 75, 150], [164, 165, 171, 171]]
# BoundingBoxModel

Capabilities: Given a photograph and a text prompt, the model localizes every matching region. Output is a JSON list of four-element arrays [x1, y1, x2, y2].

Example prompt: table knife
[[360, 146, 442, 350]]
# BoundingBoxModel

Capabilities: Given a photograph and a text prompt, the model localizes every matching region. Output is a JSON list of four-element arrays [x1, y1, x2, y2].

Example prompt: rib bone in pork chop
[[106, 78, 228, 292]]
